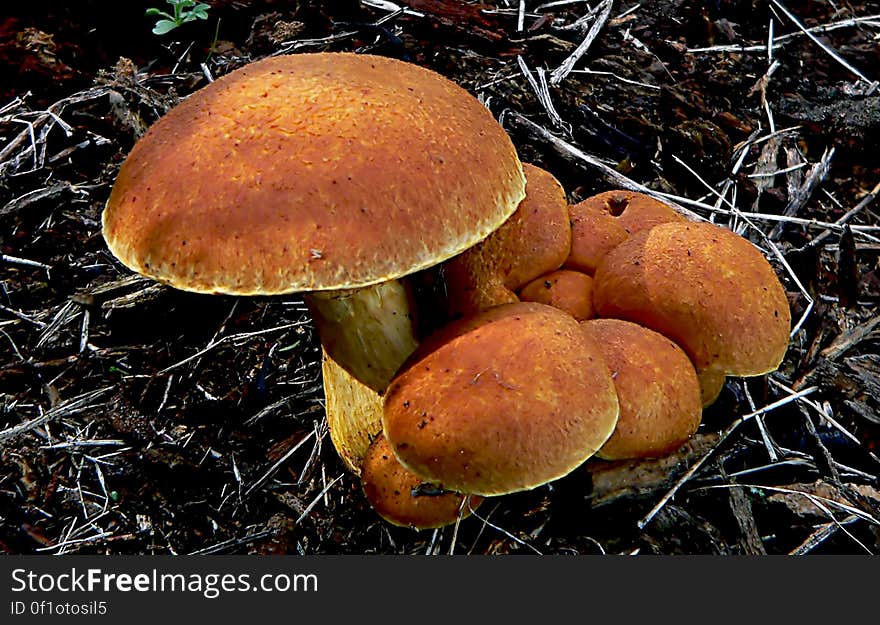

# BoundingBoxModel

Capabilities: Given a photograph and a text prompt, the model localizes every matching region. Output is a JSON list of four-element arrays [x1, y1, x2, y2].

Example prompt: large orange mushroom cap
[[102, 52, 526, 295], [592, 221, 792, 379], [383, 302, 619, 496], [102, 51, 528, 394]]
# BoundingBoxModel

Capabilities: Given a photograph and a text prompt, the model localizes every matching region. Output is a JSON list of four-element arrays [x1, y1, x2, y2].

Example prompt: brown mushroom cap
[[581, 319, 702, 460], [565, 190, 685, 275], [697, 369, 726, 408], [361, 433, 483, 530], [593, 221, 791, 377], [586, 190, 687, 234], [102, 52, 525, 295], [383, 302, 619, 496], [565, 205, 628, 275], [518, 269, 595, 321], [441, 163, 571, 318]]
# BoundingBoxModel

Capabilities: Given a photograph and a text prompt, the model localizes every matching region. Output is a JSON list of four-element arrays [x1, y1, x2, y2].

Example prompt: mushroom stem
[[305, 280, 419, 393], [321, 347, 385, 475]]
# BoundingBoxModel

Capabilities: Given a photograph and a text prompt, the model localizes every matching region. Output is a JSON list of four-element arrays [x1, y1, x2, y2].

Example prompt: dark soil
[[1, 0, 879, 555]]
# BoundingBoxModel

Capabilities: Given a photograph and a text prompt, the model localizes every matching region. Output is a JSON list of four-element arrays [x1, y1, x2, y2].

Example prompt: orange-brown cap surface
[[518, 269, 595, 321], [361, 434, 482, 530], [102, 53, 526, 295], [593, 221, 791, 377], [565, 190, 685, 275], [585, 190, 687, 234], [697, 369, 726, 408], [441, 163, 570, 318], [565, 205, 628, 275], [581, 319, 702, 460], [383, 302, 619, 496]]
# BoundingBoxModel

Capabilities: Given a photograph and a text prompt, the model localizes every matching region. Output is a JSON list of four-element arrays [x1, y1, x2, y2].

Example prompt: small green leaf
[[147, 1, 210, 37], [152, 19, 179, 35], [145, 8, 173, 19]]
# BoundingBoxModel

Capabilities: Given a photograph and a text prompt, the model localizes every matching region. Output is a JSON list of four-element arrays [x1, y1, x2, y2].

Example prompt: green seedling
[[146, 0, 211, 36]]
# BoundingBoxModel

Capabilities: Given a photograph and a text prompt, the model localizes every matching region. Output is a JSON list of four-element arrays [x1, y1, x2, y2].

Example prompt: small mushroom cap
[[581, 319, 703, 460], [585, 190, 687, 235], [697, 369, 726, 408], [518, 269, 595, 321], [565, 190, 685, 275], [383, 302, 619, 496], [442, 163, 571, 318], [361, 434, 482, 530], [102, 53, 525, 295], [593, 221, 791, 376], [564, 205, 628, 276]]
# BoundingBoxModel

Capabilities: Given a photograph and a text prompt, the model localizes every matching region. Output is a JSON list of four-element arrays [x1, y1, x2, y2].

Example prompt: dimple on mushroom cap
[[586, 190, 687, 234], [382, 302, 619, 496], [581, 318, 702, 460], [361, 433, 482, 530], [102, 52, 525, 295], [592, 221, 791, 376]]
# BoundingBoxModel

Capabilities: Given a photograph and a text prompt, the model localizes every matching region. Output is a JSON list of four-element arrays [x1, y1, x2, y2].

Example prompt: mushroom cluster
[[320, 172, 791, 529], [337, 180, 791, 528], [99, 52, 792, 531]]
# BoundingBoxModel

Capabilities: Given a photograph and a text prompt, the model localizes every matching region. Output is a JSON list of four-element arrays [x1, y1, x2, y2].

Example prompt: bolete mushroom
[[565, 190, 686, 275], [440, 163, 571, 320], [101, 52, 526, 393], [518, 269, 595, 321], [586, 190, 687, 235], [361, 433, 483, 530], [383, 302, 619, 496], [581, 318, 702, 460], [697, 369, 727, 408], [592, 221, 791, 386]]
